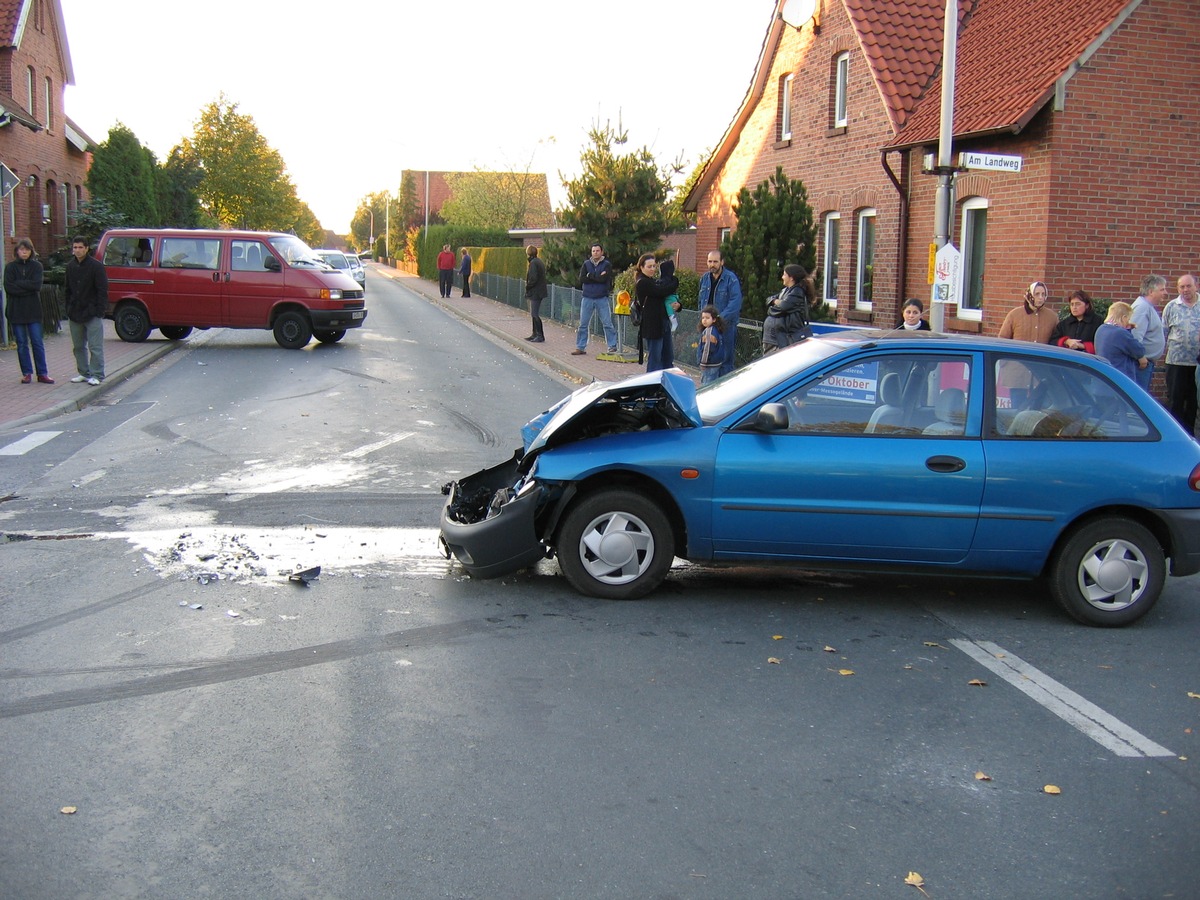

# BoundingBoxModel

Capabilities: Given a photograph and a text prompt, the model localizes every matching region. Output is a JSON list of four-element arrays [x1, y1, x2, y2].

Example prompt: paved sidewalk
[[0, 320, 176, 430], [372, 264, 670, 386]]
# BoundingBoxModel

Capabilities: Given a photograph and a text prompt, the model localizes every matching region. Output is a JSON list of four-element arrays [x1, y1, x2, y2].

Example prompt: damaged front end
[[439, 370, 700, 579]]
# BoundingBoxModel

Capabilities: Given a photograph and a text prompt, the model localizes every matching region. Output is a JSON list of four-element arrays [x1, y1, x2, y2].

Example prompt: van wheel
[[114, 303, 152, 343], [159, 326, 192, 341], [273, 311, 312, 349], [314, 329, 346, 344]]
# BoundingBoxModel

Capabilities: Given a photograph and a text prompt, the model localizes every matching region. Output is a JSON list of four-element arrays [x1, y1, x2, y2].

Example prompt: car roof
[[818, 328, 1085, 360]]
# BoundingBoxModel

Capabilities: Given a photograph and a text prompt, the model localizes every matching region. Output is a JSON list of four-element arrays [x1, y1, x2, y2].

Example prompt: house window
[[26, 67, 34, 113], [856, 208, 875, 309], [834, 52, 849, 127], [822, 212, 840, 306], [959, 198, 987, 319], [718, 227, 732, 247], [44, 77, 52, 129], [779, 74, 793, 141]]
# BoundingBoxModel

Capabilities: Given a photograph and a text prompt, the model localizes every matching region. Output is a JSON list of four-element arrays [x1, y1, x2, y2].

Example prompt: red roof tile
[[844, 0, 971, 132], [890, 0, 1138, 147], [0, 1, 22, 47]]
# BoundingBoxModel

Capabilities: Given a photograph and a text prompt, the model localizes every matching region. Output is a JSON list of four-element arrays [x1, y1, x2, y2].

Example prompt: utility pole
[[385, 197, 390, 260], [929, 0, 961, 333]]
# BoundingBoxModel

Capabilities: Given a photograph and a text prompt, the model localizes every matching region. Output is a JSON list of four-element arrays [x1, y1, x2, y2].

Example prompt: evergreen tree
[[86, 123, 159, 226], [722, 167, 817, 321], [156, 146, 203, 228], [544, 120, 678, 282]]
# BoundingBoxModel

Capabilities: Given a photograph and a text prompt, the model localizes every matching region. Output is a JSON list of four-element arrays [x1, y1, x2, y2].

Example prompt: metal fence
[[461, 271, 765, 369]]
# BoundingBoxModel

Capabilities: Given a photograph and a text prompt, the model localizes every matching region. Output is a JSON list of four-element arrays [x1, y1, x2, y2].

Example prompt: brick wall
[[0, 4, 90, 259]]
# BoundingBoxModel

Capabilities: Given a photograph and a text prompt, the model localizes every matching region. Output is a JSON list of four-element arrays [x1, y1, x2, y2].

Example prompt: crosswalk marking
[[0, 431, 62, 456]]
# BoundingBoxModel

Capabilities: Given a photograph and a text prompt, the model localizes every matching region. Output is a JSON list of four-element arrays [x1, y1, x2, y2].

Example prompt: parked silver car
[[314, 249, 366, 290]]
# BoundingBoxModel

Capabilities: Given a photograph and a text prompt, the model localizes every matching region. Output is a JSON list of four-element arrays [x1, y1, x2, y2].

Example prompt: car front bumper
[[439, 452, 547, 578], [311, 309, 367, 329]]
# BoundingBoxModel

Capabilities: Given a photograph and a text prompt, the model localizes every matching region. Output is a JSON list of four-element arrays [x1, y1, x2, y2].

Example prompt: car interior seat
[[865, 373, 905, 433], [922, 388, 967, 435]]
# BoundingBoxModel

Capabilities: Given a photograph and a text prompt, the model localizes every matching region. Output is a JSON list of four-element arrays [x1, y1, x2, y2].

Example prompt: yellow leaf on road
[[904, 871, 929, 896], [975, 771, 992, 781], [1187, 692, 1200, 700], [60, 806, 77, 815], [823, 645, 837, 652], [839, 669, 855, 676], [1043, 784, 1062, 795], [923, 641, 946, 648], [772, 635, 784, 640], [968, 679, 987, 686], [767, 657, 781, 665]]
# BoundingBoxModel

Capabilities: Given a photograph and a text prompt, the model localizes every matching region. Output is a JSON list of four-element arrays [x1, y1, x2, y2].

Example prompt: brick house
[[0, 0, 93, 261], [683, 0, 1199, 334], [401, 169, 556, 230]]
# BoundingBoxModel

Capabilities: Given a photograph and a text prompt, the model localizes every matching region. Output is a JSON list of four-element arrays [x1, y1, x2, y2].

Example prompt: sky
[[58, 0, 773, 235]]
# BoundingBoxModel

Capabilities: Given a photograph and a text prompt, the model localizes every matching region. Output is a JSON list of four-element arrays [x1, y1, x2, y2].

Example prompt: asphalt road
[[1, 272, 1197, 899]]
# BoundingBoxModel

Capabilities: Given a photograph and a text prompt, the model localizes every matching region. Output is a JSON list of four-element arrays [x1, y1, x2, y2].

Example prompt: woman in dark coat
[[1048, 289, 1101, 354], [3, 238, 53, 383], [763, 263, 815, 352], [896, 297, 931, 331], [633, 253, 678, 372]]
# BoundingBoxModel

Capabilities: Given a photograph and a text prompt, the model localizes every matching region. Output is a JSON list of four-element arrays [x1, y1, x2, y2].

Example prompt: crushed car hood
[[520, 368, 701, 461]]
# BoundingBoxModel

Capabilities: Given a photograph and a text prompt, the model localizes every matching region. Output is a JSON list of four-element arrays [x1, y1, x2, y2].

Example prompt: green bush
[[469, 246, 529, 279], [415, 225, 514, 278]]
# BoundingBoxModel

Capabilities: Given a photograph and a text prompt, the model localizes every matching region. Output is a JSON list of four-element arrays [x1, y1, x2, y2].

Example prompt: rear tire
[[159, 326, 192, 340], [556, 489, 674, 599], [1048, 517, 1165, 626], [314, 329, 346, 344], [114, 303, 152, 343], [273, 311, 312, 349]]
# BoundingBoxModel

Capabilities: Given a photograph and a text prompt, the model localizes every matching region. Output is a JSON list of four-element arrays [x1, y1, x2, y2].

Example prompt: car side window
[[992, 357, 1151, 439], [231, 240, 273, 272], [779, 355, 973, 436], [103, 236, 154, 267], [161, 238, 221, 270]]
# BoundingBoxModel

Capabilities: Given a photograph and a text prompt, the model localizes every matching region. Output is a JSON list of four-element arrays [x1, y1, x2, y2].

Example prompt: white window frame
[[958, 197, 988, 321], [834, 52, 849, 127], [718, 227, 732, 247], [26, 67, 34, 112], [780, 74, 793, 140], [822, 212, 840, 307], [855, 208, 876, 310], [44, 76, 52, 129]]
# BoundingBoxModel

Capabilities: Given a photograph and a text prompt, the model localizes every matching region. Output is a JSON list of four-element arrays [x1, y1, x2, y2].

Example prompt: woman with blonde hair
[[1094, 301, 1147, 382]]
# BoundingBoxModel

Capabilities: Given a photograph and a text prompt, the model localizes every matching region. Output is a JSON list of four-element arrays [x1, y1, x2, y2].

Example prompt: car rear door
[[709, 351, 986, 564]]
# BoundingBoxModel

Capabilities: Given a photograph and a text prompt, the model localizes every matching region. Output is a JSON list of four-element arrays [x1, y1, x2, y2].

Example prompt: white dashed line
[[0, 431, 62, 456], [951, 639, 1174, 758]]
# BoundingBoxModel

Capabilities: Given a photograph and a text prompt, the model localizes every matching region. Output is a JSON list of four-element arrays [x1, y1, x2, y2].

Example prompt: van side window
[[231, 240, 273, 272], [161, 237, 220, 270], [103, 236, 155, 267]]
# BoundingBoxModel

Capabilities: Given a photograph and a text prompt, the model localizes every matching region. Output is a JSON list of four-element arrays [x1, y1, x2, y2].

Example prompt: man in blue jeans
[[573, 243, 618, 355], [698, 250, 743, 376]]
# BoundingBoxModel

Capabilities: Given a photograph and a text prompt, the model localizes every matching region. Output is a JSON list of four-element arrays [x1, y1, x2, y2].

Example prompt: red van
[[98, 229, 368, 349]]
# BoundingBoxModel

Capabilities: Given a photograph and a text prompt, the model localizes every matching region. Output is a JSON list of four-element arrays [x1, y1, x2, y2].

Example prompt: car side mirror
[[755, 403, 789, 431], [263, 256, 281, 272]]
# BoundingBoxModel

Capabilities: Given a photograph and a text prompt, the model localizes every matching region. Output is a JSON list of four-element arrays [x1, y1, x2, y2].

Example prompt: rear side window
[[161, 238, 221, 270], [992, 356, 1152, 439], [103, 236, 155, 267]]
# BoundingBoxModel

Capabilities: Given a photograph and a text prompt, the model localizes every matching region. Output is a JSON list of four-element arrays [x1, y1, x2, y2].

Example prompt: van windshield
[[269, 234, 324, 268]]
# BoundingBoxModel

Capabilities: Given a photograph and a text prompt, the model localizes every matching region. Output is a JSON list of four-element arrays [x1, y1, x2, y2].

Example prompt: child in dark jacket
[[697, 305, 725, 384]]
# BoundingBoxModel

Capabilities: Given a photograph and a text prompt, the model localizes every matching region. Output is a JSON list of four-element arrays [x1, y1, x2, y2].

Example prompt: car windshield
[[269, 234, 325, 267], [317, 251, 349, 269], [695, 334, 856, 423]]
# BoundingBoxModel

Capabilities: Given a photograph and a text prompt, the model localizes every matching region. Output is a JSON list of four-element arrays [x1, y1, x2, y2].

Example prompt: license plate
[[351, 311, 364, 320]]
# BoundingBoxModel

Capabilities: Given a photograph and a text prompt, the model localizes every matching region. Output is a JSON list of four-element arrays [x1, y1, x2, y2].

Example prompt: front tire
[[1048, 517, 1165, 626], [556, 489, 674, 599], [273, 311, 312, 349], [114, 303, 152, 343], [159, 326, 193, 340], [313, 329, 346, 344]]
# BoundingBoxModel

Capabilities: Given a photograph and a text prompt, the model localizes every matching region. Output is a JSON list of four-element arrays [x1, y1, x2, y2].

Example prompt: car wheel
[[159, 326, 192, 341], [273, 311, 312, 349], [557, 489, 673, 599], [313, 329, 346, 344], [114, 303, 152, 343], [1048, 517, 1165, 626]]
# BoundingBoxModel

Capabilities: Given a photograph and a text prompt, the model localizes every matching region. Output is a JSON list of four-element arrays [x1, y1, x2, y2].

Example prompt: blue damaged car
[[439, 331, 1200, 626]]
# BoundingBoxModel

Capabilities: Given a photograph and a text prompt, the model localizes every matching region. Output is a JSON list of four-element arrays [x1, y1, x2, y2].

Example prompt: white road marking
[[950, 639, 1174, 758], [344, 432, 415, 459], [0, 431, 62, 456]]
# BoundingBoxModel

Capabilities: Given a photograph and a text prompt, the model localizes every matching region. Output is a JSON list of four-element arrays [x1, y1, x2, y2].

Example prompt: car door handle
[[926, 455, 966, 473]]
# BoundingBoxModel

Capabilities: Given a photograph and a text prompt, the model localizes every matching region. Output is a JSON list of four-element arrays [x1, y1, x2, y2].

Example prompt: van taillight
[[1190, 463, 1200, 492]]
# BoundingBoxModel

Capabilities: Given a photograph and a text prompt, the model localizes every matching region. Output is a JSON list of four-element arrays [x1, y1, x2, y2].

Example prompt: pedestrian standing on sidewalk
[[64, 235, 108, 386], [3, 238, 53, 383], [696, 305, 725, 385], [573, 243, 618, 356], [524, 245, 547, 343], [437, 244, 455, 298], [459, 248, 472, 298]]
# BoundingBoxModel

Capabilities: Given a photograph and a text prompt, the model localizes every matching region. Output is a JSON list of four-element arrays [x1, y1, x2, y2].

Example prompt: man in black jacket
[[65, 236, 109, 385]]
